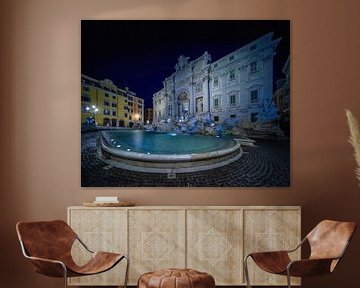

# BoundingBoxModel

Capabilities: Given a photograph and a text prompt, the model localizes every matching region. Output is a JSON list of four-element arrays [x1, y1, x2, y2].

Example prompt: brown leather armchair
[[16, 220, 129, 288], [244, 220, 356, 288]]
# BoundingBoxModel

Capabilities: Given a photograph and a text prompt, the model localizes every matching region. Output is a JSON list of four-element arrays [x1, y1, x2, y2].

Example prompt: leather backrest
[[16, 220, 77, 261], [307, 220, 356, 260]]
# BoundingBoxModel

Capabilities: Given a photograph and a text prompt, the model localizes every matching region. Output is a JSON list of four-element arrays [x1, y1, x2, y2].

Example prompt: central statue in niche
[[177, 91, 189, 119]]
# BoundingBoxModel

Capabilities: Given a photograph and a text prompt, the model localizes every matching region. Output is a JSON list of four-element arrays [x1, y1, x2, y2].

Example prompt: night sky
[[81, 20, 290, 109]]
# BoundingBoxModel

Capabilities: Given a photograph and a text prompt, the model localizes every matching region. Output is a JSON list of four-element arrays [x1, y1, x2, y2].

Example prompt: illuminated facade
[[81, 74, 144, 127], [153, 33, 281, 124]]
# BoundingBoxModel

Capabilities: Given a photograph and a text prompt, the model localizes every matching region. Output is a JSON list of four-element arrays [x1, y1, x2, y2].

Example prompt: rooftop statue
[[202, 51, 211, 65], [175, 55, 190, 71]]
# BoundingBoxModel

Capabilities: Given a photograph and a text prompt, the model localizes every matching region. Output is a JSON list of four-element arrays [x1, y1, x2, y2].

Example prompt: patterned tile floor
[[81, 132, 290, 187]]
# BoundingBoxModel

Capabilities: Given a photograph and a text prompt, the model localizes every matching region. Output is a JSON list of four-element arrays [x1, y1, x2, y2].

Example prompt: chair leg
[[62, 264, 68, 288], [244, 255, 252, 288], [286, 269, 291, 288], [123, 255, 130, 288]]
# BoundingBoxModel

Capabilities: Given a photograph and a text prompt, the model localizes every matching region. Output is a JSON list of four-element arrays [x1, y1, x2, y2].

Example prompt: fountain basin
[[99, 130, 243, 173]]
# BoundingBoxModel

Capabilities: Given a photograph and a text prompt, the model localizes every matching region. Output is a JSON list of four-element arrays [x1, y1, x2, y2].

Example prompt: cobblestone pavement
[[81, 132, 290, 187]]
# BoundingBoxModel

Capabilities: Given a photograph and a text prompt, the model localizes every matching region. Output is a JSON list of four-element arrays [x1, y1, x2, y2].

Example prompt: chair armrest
[[246, 251, 292, 274], [286, 237, 307, 253], [287, 258, 336, 277], [25, 255, 65, 265], [76, 236, 94, 253], [25, 255, 67, 277], [245, 236, 306, 259], [19, 240, 67, 277], [247, 250, 290, 258]]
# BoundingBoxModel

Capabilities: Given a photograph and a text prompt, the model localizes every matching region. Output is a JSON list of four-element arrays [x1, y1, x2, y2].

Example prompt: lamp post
[[85, 105, 99, 125]]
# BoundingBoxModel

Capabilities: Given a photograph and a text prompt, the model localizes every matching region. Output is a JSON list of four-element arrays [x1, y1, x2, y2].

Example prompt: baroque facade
[[153, 33, 281, 125]]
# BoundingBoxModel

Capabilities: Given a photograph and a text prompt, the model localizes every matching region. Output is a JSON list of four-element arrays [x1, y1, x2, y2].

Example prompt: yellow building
[[81, 74, 144, 127], [124, 89, 144, 128]]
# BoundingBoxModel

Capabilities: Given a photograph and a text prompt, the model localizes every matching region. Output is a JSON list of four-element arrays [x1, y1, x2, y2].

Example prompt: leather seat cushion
[[138, 268, 215, 288]]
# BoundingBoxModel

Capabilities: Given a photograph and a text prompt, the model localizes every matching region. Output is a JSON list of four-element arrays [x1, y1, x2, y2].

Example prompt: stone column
[[153, 98, 157, 123], [164, 94, 168, 120], [163, 81, 168, 119], [173, 76, 177, 119], [220, 71, 227, 111], [202, 72, 211, 114], [189, 81, 195, 116]]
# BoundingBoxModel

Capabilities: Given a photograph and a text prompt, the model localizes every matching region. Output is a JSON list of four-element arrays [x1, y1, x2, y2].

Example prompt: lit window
[[104, 109, 110, 115]]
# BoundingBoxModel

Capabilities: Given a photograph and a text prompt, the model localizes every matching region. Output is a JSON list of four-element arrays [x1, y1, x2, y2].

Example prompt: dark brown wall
[[1, 0, 360, 287]]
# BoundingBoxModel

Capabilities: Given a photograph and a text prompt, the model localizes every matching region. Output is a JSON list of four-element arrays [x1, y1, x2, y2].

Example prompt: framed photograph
[[81, 20, 290, 187]]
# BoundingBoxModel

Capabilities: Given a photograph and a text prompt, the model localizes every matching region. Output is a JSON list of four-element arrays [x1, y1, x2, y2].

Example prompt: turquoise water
[[103, 130, 235, 155]]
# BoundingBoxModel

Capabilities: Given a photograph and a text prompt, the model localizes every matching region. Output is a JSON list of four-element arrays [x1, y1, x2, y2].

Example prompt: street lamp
[[85, 105, 99, 125]]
